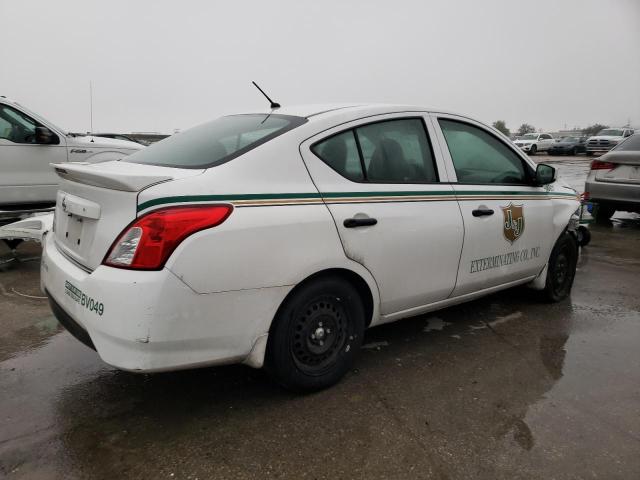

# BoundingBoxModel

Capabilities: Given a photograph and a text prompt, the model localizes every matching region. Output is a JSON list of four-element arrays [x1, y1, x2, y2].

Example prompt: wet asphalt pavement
[[1, 156, 639, 479]]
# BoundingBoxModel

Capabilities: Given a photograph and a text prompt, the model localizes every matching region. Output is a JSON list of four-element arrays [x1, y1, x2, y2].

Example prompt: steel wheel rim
[[290, 296, 348, 375]]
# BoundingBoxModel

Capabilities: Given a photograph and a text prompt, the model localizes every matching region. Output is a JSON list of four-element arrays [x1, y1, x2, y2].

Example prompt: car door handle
[[344, 217, 378, 228], [472, 208, 494, 217]]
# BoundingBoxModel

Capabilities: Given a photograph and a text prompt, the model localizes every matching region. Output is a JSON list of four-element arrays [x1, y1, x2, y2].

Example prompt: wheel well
[[273, 269, 375, 330]]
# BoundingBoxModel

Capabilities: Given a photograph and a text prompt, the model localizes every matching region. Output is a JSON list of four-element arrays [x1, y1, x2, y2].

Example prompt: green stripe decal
[[137, 189, 577, 212], [138, 192, 322, 211]]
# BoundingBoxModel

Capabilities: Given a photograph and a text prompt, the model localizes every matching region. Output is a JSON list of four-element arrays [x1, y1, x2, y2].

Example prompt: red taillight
[[104, 205, 232, 270], [590, 160, 615, 170]]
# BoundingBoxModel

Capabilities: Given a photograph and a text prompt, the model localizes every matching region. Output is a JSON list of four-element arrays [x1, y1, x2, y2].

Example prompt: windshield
[[522, 134, 538, 140], [597, 129, 623, 137], [613, 134, 640, 152], [124, 114, 307, 168]]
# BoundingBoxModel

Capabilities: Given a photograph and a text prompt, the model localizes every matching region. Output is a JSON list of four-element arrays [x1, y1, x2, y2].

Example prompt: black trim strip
[[47, 290, 96, 351]]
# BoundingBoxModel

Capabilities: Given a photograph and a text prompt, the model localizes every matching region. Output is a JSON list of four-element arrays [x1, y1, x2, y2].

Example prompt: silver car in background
[[585, 134, 640, 222]]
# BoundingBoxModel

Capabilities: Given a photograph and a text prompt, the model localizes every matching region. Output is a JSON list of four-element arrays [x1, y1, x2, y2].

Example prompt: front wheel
[[576, 226, 591, 247], [265, 276, 365, 392], [543, 232, 578, 302], [529, 145, 537, 155]]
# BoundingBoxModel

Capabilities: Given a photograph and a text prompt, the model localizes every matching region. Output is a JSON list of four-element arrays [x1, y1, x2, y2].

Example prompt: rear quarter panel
[[138, 133, 381, 307]]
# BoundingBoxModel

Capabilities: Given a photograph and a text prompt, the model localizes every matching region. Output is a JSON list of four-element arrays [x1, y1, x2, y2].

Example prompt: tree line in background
[[491, 121, 611, 138]]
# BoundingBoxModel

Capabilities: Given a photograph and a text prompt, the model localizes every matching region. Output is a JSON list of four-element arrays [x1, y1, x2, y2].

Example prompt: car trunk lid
[[52, 161, 203, 270], [594, 152, 640, 185]]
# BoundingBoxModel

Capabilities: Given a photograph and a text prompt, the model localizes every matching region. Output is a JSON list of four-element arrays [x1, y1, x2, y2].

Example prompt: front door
[[0, 103, 67, 206], [432, 115, 555, 297], [301, 114, 464, 316]]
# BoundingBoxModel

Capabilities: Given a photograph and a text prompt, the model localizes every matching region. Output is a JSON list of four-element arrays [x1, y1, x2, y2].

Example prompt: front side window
[[0, 105, 38, 144], [439, 119, 530, 185], [312, 118, 438, 184], [125, 114, 307, 169]]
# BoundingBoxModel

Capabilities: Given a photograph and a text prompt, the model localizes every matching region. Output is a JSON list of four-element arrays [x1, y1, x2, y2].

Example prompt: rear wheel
[[529, 145, 537, 155], [586, 151, 593, 156], [594, 204, 615, 223], [266, 276, 365, 392], [543, 232, 578, 302]]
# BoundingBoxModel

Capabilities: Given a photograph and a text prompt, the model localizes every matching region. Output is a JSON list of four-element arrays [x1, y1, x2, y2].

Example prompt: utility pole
[[89, 81, 93, 133]]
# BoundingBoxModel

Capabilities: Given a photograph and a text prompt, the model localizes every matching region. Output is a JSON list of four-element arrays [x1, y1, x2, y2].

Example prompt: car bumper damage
[[41, 232, 289, 372]]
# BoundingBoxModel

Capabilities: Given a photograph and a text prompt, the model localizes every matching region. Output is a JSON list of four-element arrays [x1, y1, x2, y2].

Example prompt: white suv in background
[[514, 133, 555, 155], [0, 97, 144, 212]]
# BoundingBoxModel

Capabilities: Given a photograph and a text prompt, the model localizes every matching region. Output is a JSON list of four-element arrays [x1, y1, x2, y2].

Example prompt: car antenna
[[252, 81, 280, 109]]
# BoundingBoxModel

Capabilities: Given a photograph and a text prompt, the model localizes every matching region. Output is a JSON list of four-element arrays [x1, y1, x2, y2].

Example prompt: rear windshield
[[614, 135, 640, 152], [124, 114, 307, 168]]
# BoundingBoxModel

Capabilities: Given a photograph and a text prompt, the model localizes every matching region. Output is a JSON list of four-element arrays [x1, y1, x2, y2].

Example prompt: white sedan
[[41, 104, 580, 391]]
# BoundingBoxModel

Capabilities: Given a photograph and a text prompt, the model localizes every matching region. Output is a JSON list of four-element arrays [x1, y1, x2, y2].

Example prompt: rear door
[[431, 114, 555, 297], [539, 134, 554, 151], [300, 113, 464, 316]]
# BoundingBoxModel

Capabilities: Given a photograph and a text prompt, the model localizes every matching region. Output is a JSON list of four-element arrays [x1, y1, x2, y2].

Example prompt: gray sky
[[1, 0, 639, 134]]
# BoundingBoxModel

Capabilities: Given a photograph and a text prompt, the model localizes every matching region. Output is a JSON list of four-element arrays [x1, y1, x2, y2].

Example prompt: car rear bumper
[[585, 179, 640, 207], [41, 232, 290, 372]]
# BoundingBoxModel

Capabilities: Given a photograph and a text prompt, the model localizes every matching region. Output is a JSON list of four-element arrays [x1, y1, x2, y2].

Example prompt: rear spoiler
[[51, 162, 173, 192]]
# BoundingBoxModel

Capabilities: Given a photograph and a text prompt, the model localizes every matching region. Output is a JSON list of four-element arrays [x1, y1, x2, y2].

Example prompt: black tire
[[586, 151, 593, 157], [265, 276, 365, 392], [543, 232, 578, 302], [594, 204, 615, 223], [576, 226, 591, 247], [529, 145, 537, 155]]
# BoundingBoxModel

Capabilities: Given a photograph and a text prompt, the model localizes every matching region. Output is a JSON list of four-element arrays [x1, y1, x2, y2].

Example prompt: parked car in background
[[41, 104, 580, 391], [513, 133, 555, 155], [586, 127, 635, 156], [0, 97, 144, 212], [584, 133, 640, 222], [548, 136, 587, 156], [91, 133, 143, 144]]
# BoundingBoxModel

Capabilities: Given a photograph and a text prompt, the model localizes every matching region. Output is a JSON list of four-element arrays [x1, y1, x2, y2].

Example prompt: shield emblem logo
[[501, 203, 525, 243]]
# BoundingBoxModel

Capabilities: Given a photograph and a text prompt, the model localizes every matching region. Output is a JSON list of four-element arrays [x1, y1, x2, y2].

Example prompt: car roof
[[235, 103, 463, 120]]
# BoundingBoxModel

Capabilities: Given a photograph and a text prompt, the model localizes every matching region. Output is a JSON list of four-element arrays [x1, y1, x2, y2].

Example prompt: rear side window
[[312, 118, 438, 183], [614, 134, 640, 151], [439, 119, 530, 185], [125, 114, 307, 169], [311, 130, 363, 181]]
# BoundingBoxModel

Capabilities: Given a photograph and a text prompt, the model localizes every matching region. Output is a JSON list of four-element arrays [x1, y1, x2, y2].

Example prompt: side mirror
[[35, 126, 58, 145], [624, 131, 632, 137], [535, 163, 556, 185]]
